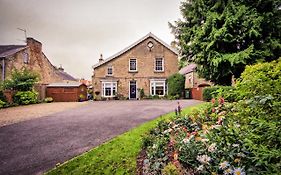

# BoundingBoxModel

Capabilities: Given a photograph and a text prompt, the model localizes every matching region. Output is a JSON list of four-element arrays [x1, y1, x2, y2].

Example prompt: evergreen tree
[[170, 0, 281, 85]]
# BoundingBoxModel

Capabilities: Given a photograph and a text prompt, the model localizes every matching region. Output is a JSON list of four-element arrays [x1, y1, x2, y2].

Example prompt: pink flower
[[218, 97, 225, 104]]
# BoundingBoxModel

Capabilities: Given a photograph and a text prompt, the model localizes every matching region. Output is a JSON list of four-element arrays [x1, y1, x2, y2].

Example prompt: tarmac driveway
[[0, 100, 201, 175]]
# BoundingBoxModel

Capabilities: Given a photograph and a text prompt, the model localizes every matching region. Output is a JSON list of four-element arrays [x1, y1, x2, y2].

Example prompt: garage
[[46, 82, 87, 102]]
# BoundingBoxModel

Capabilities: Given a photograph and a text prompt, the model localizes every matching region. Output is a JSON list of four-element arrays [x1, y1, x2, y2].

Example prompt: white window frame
[[154, 58, 164, 72], [101, 81, 117, 97], [150, 79, 167, 96], [129, 58, 137, 72], [107, 66, 113, 76]]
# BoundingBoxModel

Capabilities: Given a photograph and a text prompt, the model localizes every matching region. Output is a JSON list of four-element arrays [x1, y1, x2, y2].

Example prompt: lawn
[[46, 103, 205, 175]]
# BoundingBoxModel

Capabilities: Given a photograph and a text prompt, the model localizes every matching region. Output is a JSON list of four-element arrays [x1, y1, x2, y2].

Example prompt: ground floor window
[[150, 80, 167, 96], [102, 82, 117, 97]]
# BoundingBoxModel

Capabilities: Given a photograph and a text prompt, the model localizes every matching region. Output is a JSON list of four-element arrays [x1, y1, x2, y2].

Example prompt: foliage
[[3, 68, 39, 91], [138, 88, 145, 99], [79, 94, 85, 101], [0, 91, 7, 103], [236, 58, 281, 100], [170, 0, 281, 85], [144, 97, 281, 174], [143, 60, 281, 174], [0, 99, 6, 108], [13, 91, 38, 105], [203, 87, 221, 101], [162, 163, 180, 175], [203, 86, 236, 102], [44, 97, 53, 103], [167, 73, 185, 98], [46, 104, 205, 175]]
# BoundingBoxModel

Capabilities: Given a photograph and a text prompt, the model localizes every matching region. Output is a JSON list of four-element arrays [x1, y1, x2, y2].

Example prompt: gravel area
[[0, 102, 88, 127]]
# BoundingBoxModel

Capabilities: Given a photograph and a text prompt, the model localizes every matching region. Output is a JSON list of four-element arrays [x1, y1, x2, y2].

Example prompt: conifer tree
[[170, 0, 281, 85]]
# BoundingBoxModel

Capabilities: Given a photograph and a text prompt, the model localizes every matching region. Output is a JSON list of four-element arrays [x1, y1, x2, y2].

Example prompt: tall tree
[[170, 0, 281, 85]]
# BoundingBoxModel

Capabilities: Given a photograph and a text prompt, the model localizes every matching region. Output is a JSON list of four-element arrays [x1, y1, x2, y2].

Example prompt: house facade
[[0, 38, 76, 84], [179, 63, 213, 88], [92, 33, 178, 99]]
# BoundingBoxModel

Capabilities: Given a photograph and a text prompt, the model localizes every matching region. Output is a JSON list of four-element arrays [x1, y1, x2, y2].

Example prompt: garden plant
[[142, 59, 281, 175]]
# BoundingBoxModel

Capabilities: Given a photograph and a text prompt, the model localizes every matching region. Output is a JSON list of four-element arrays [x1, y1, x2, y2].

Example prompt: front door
[[129, 81, 136, 99]]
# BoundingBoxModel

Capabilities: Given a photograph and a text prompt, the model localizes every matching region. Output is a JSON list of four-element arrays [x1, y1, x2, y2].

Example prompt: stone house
[[92, 33, 179, 99], [179, 63, 212, 88], [0, 38, 76, 84]]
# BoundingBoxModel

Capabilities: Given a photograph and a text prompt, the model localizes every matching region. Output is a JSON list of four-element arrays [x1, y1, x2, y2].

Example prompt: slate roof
[[47, 82, 84, 87], [179, 63, 197, 75], [0, 45, 27, 58], [92, 32, 178, 69], [56, 70, 77, 81]]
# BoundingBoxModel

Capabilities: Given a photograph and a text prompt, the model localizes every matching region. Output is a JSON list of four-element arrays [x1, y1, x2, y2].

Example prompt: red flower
[[218, 97, 225, 104], [211, 98, 216, 104]]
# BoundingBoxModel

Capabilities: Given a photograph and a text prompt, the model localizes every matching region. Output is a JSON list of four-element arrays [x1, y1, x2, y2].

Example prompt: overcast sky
[[0, 0, 181, 79]]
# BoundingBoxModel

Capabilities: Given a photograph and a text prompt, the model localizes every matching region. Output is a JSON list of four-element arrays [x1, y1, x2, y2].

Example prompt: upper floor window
[[129, 58, 137, 72], [107, 66, 113, 76], [23, 51, 29, 64], [155, 58, 164, 72]]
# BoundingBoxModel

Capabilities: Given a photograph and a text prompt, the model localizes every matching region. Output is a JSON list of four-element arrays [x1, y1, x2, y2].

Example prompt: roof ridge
[[92, 33, 178, 69]]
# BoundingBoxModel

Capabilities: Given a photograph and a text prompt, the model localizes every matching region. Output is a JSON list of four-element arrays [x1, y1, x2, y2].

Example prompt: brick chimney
[[99, 54, 104, 62], [26, 37, 42, 53]]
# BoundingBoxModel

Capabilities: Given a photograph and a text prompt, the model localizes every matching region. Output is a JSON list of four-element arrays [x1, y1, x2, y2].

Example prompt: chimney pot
[[99, 54, 104, 62]]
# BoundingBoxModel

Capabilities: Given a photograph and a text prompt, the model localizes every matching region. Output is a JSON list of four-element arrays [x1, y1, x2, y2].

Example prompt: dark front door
[[129, 81, 136, 99]]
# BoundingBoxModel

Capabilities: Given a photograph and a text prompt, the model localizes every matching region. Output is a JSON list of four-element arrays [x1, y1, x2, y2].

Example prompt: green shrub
[[44, 97, 53, 103], [202, 86, 220, 101], [138, 88, 145, 99], [13, 91, 38, 105], [0, 91, 7, 102], [203, 86, 236, 102], [0, 99, 6, 108], [3, 68, 39, 91], [143, 59, 281, 174], [162, 163, 179, 175], [167, 73, 185, 98], [236, 59, 281, 100]]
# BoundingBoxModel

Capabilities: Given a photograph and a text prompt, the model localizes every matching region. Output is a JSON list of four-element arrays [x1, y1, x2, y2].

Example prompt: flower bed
[[141, 95, 280, 174]]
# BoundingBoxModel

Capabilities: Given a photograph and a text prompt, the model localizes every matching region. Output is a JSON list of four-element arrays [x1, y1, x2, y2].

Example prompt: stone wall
[[92, 37, 178, 98], [184, 72, 213, 88], [1, 38, 63, 84]]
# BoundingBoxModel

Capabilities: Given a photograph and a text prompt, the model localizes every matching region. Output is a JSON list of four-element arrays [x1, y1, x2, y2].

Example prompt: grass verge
[[46, 103, 205, 175]]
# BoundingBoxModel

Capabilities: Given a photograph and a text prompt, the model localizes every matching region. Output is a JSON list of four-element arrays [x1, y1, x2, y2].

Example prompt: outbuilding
[[46, 82, 87, 102]]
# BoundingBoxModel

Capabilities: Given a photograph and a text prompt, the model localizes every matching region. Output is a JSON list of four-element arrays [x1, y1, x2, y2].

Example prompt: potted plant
[[79, 94, 85, 102]]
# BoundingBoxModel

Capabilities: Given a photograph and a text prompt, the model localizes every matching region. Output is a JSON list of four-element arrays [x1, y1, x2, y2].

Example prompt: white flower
[[223, 168, 232, 175], [182, 138, 189, 144], [211, 125, 222, 129], [233, 167, 246, 175], [197, 155, 211, 164], [163, 128, 172, 134], [219, 161, 229, 170], [232, 144, 240, 147], [196, 165, 204, 171], [182, 135, 194, 144], [237, 153, 246, 157], [201, 138, 209, 142], [208, 143, 217, 153]]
